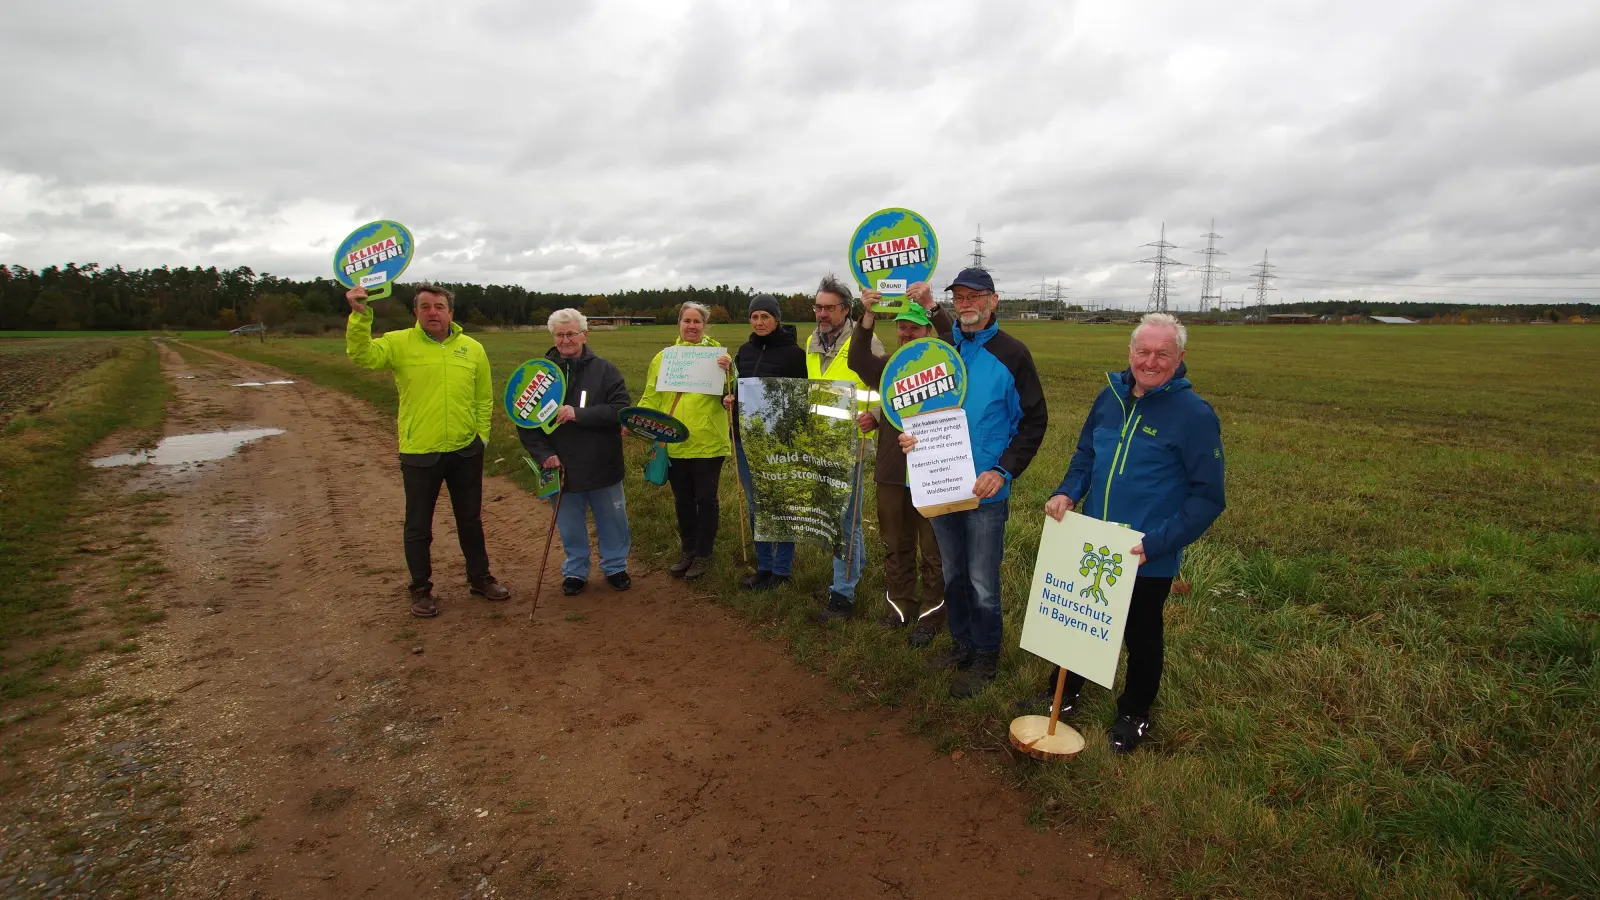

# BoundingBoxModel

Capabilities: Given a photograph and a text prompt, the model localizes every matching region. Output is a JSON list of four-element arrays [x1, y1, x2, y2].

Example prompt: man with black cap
[[847, 288, 953, 647], [897, 269, 1048, 698]]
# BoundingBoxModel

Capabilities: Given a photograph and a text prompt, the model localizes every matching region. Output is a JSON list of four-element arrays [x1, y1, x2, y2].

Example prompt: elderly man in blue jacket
[[1042, 312, 1226, 754], [898, 269, 1049, 698]]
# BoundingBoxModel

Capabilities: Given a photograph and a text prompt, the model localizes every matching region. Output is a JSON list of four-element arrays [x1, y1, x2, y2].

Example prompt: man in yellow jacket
[[806, 274, 884, 623], [346, 284, 511, 618]]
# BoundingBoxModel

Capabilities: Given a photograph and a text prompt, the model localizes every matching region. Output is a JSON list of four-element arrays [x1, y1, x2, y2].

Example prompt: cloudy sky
[[3, 0, 1598, 308]]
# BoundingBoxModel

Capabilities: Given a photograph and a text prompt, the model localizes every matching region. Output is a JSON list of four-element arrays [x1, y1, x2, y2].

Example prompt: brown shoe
[[410, 589, 439, 619], [669, 552, 694, 578], [683, 556, 711, 580], [470, 577, 511, 601]]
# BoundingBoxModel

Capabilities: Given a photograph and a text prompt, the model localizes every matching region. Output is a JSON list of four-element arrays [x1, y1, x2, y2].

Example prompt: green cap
[[892, 303, 932, 326]]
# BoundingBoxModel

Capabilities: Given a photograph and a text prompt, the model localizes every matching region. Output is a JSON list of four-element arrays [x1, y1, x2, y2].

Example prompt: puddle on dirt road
[[92, 428, 286, 468], [232, 380, 296, 387]]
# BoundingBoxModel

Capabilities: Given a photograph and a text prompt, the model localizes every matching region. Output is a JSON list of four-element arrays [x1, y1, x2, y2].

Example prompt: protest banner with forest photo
[[737, 377, 860, 555]]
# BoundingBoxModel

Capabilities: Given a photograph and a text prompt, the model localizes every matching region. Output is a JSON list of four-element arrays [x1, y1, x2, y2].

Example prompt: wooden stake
[[1048, 665, 1068, 736], [730, 403, 749, 565]]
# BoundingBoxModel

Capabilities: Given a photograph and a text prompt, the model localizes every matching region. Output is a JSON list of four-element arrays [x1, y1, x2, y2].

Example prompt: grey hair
[[412, 282, 454, 309], [547, 308, 588, 333], [678, 301, 711, 323], [1131, 312, 1187, 351], [816, 273, 854, 307]]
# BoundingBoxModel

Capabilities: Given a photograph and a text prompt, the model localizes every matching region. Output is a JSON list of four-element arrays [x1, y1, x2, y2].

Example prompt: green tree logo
[[1078, 543, 1124, 606]]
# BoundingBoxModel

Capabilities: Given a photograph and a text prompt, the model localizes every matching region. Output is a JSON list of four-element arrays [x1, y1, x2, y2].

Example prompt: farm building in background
[[1369, 315, 1418, 324], [1266, 313, 1320, 325]]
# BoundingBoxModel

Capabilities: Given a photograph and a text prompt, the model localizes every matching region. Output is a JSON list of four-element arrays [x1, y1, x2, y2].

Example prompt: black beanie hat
[[748, 294, 782, 320]]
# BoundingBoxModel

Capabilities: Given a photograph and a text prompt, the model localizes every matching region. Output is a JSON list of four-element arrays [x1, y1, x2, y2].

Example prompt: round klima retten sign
[[848, 208, 939, 300], [618, 406, 690, 444], [879, 337, 968, 432], [503, 358, 566, 433], [333, 220, 415, 300]]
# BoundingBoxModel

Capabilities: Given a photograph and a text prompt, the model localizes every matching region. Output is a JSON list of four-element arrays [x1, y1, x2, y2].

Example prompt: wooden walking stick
[[844, 427, 868, 578], [530, 467, 566, 620], [729, 402, 749, 565]]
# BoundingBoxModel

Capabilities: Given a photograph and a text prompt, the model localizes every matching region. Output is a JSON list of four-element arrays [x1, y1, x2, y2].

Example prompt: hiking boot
[[813, 591, 853, 625], [683, 556, 712, 580], [669, 552, 694, 578], [950, 652, 999, 699], [1109, 715, 1151, 755], [907, 623, 938, 649], [409, 587, 438, 619], [561, 577, 586, 596], [926, 643, 975, 671], [740, 570, 772, 590], [605, 571, 631, 591], [879, 610, 909, 630], [760, 574, 789, 591], [1012, 688, 1080, 719], [469, 576, 511, 601]]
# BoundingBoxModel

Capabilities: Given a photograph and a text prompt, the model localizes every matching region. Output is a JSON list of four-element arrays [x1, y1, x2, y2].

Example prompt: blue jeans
[[735, 441, 795, 577], [551, 480, 631, 580], [830, 475, 866, 601], [929, 498, 1008, 655]]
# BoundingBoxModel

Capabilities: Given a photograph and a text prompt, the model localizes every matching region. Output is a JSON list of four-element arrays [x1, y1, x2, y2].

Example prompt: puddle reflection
[[92, 428, 286, 468]]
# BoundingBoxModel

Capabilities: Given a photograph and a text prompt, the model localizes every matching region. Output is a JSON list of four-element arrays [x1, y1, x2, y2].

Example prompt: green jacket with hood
[[639, 336, 732, 459], [346, 309, 493, 454]]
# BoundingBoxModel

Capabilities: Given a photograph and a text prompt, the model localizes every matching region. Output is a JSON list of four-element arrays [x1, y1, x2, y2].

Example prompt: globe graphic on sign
[[882, 337, 965, 430], [334, 220, 413, 289], [850, 208, 938, 291]]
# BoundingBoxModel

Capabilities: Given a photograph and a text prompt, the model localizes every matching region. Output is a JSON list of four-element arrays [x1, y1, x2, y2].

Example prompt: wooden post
[[1047, 665, 1068, 736], [844, 431, 867, 577], [729, 403, 749, 565]]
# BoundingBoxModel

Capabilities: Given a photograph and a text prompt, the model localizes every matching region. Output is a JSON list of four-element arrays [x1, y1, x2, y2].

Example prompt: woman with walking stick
[[517, 309, 633, 598], [639, 302, 731, 581]]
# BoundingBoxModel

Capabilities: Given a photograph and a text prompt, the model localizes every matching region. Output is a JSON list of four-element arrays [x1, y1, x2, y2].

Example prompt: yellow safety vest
[[807, 333, 876, 407]]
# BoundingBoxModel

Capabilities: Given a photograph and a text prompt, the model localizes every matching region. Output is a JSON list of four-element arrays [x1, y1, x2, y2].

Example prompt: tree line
[[0, 263, 824, 333]]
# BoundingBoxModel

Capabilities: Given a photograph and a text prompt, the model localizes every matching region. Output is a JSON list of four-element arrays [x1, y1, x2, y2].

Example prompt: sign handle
[[531, 468, 566, 621]]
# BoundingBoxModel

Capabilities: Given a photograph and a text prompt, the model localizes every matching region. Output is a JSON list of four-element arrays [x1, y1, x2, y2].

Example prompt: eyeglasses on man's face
[[813, 303, 843, 313], [951, 290, 992, 304], [553, 331, 584, 341]]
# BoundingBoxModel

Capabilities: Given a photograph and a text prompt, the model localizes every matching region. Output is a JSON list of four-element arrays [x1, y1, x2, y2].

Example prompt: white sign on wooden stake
[[1019, 511, 1145, 689]]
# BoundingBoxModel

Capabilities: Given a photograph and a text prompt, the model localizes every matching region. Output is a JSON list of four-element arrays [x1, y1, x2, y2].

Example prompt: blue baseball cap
[[944, 267, 995, 293]]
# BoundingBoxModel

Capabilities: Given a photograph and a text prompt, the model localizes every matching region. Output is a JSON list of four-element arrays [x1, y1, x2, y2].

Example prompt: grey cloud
[[2, 0, 1599, 307]]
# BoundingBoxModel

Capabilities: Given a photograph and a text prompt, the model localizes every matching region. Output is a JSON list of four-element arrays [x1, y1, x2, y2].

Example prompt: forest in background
[[2, 262, 1595, 333]]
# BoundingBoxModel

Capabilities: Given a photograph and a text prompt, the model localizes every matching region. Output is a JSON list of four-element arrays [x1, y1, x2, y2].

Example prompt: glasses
[[813, 304, 842, 313], [553, 331, 583, 340], [951, 291, 992, 303]]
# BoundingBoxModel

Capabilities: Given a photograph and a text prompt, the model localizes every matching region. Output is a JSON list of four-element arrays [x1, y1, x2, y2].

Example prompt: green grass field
[[195, 322, 1599, 898]]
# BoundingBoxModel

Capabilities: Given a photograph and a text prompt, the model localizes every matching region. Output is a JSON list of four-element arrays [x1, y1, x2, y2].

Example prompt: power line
[[1275, 275, 1599, 290], [1194, 219, 1227, 312], [969, 224, 987, 271], [1250, 250, 1277, 316], [1137, 223, 1178, 313]]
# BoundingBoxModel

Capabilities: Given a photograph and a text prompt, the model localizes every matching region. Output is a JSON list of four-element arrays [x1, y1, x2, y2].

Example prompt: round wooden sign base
[[1008, 715, 1085, 761]]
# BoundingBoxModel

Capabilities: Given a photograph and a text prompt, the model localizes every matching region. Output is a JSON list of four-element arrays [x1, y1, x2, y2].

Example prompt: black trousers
[[400, 451, 491, 591], [1061, 575, 1175, 718], [666, 455, 724, 557]]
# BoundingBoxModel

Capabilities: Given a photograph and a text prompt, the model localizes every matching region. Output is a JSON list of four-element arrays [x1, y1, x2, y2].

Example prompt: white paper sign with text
[[654, 346, 729, 395], [1019, 511, 1145, 689], [903, 407, 980, 515]]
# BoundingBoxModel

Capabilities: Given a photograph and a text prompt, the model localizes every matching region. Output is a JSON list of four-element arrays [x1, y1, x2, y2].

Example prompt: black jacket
[[517, 345, 631, 493], [733, 325, 807, 379]]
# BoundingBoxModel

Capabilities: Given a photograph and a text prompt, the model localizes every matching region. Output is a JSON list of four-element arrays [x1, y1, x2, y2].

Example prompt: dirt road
[[55, 344, 1135, 899]]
